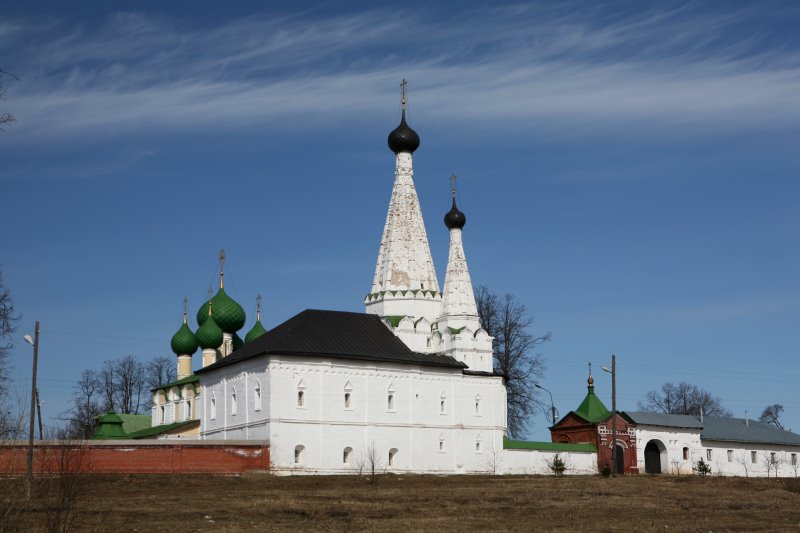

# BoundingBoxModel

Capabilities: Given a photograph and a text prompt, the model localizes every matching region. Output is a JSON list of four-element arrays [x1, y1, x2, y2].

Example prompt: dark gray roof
[[700, 416, 800, 446], [197, 309, 466, 374], [623, 411, 704, 429]]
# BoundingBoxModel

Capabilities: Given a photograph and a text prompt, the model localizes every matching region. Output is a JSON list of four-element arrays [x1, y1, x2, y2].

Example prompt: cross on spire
[[450, 174, 457, 199], [182, 296, 188, 323], [219, 249, 226, 288], [400, 79, 407, 109], [256, 293, 262, 321], [207, 287, 213, 316]]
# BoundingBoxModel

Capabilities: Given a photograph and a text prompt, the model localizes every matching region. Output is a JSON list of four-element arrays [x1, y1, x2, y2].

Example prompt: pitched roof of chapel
[[196, 309, 467, 373]]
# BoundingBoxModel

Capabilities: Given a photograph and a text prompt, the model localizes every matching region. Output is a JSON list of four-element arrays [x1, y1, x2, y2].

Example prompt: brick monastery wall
[[0, 440, 269, 475]]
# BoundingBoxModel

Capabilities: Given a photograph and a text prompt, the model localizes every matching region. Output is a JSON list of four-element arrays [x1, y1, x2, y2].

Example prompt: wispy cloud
[[3, 2, 800, 144]]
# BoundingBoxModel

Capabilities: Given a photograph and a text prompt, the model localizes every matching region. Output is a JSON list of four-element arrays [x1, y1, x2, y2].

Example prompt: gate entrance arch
[[644, 440, 667, 474], [614, 444, 625, 474]]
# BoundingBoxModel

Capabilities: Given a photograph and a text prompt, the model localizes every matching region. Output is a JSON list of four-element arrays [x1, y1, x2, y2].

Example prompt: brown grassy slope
[[5, 474, 800, 532]]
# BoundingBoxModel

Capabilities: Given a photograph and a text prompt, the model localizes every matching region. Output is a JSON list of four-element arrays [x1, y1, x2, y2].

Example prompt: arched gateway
[[644, 440, 666, 474]]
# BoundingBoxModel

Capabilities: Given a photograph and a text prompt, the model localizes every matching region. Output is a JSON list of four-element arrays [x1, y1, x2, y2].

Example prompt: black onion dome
[[387, 110, 420, 154], [444, 198, 466, 229]]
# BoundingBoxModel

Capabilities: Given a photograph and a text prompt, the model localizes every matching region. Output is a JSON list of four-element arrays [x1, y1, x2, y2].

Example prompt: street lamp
[[601, 354, 617, 475], [23, 321, 40, 499], [534, 383, 558, 425]]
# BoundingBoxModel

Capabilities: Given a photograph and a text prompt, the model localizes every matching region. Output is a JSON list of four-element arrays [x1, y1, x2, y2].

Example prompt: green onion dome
[[245, 320, 267, 344], [171, 322, 198, 355], [196, 315, 224, 350], [196, 287, 246, 334], [233, 332, 245, 350]]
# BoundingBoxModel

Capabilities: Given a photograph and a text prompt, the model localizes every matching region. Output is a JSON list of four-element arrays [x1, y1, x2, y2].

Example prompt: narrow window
[[792, 453, 797, 466], [426, 337, 431, 348], [210, 395, 217, 420], [186, 399, 192, 420], [475, 395, 481, 415], [231, 388, 238, 416], [706, 449, 712, 461], [682, 447, 689, 460], [254, 381, 262, 412], [771, 452, 776, 463], [727, 450, 733, 462], [440, 392, 447, 414], [294, 445, 304, 465], [297, 390, 305, 407], [751, 451, 757, 464], [159, 404, 165, 424], [475, 436, 482, 453], [344, 392, 352, 409], [388, 448, 398, 467], [387, 393, 395, 411], [439, 435, 446, 453], [343, 447, 352, 465]]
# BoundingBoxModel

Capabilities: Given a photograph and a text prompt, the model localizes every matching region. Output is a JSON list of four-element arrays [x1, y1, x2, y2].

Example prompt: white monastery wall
[[697, 440, 800, 477], [501, 449, 597, 476], [634, 425, 703, 474]]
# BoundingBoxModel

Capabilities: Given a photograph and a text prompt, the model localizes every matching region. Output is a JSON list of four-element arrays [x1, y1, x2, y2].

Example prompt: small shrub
[[548, 453, 566, 477], [600, 464, 611, 477], [694, 458, 712, 476]]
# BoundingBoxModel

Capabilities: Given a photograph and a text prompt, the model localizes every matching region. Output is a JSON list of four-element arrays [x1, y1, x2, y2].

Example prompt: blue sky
[[2, 0, 799, 439]]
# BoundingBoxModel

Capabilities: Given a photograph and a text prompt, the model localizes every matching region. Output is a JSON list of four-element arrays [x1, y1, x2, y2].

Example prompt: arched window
[[231, 387, 238, 416], [210, 393, 217, 420], [682, 447, 689, 460], [343, 447, 353, 465], [439, 434, 446, 453], [185, 399, 192, 421], [344, 392, 352, 409], [159, 404, 165, 424], [294, 445, 304, 465], [474, 394, 481, 415], [440, 392, 447, 414], [254, 380, 262, 412], [297, 390, 305, 407], [387, 393, 395, 411], [475, 435, 482, 453], [388, 448, 398, 467]]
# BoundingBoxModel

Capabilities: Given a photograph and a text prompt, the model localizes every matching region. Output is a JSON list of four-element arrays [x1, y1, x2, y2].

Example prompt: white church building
[[142, 85, 800, 477]]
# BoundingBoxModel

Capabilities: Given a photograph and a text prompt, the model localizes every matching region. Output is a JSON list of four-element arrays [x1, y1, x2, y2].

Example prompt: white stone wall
[[634, 425, 703, 474], [199, 355, 506, 474], [501, 449, 598, 475], [695, 440, 800, 477]]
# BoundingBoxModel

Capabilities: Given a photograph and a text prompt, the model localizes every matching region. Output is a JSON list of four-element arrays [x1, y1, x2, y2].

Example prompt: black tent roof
[[197, 309, 466, 374]]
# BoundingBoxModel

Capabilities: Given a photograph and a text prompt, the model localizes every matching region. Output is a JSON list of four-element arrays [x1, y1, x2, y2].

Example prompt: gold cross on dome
[[182, 296, 188, 323], [219, 249, 226, 288], [400, 79, 407, 108], [256, 293, 262, 320], [450, 175, 457, 199]]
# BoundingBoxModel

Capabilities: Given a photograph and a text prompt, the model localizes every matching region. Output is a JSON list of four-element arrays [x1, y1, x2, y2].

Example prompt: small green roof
[[126, 420, 198, 439], [503, 437, 596, 452], [91, 412, 152, 440], [171, 321, 198, 356], [572, 376, 611, 423], [152, 373, 200, 392]]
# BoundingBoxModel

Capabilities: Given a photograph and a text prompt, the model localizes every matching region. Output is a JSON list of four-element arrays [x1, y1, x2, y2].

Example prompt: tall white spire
[[366, 81, 442, 325], [440, 176, 478, 318], [434, 176, 494, 372]]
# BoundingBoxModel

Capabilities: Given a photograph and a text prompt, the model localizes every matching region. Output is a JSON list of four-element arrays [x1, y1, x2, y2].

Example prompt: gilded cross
[[219, 249, 226, 288], [400, 79, 407, 108], [450, 175, 457, 199], [182, 296, 188, 323], [256, 293, 262, 320]]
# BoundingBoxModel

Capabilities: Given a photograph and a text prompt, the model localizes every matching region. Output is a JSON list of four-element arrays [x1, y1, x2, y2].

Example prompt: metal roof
[[623, 411, 704, 429], [197, 309, 467, 374], [700, 416, 800, 446]]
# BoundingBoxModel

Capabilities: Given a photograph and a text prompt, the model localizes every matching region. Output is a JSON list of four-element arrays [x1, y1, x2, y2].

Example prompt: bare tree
[[62, 370, 104, 439], [737, 451, 750, 477], [146, 356, 176, 389], [97, 355, 147, 414], [0, 270, 20, 438], [759, 404, 785, 430], [0, 69, 18, 128], [637, 382, 732, 417], [476, 286, 549, 438]]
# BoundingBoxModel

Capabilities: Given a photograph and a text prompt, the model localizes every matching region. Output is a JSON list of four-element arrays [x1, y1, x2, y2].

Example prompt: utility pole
[[602, 354, 618, 475], [36, 388, 43, 439], [26, 320, 40, 499]]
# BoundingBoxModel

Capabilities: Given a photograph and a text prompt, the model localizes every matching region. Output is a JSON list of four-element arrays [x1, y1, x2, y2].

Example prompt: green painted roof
[[152, 373, 200, 392], [196, 313, 224, 349], [91, 412, 152, 440], [447, 326, 465, 335], [126, 420, 198, 439], [384, 315, 406, 328], [197, 287, 246, 333], [503, 437, 596, 452], [573, 382, 611, 423], [245, 320, 267, 344], [170, 321, 198, 356]]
